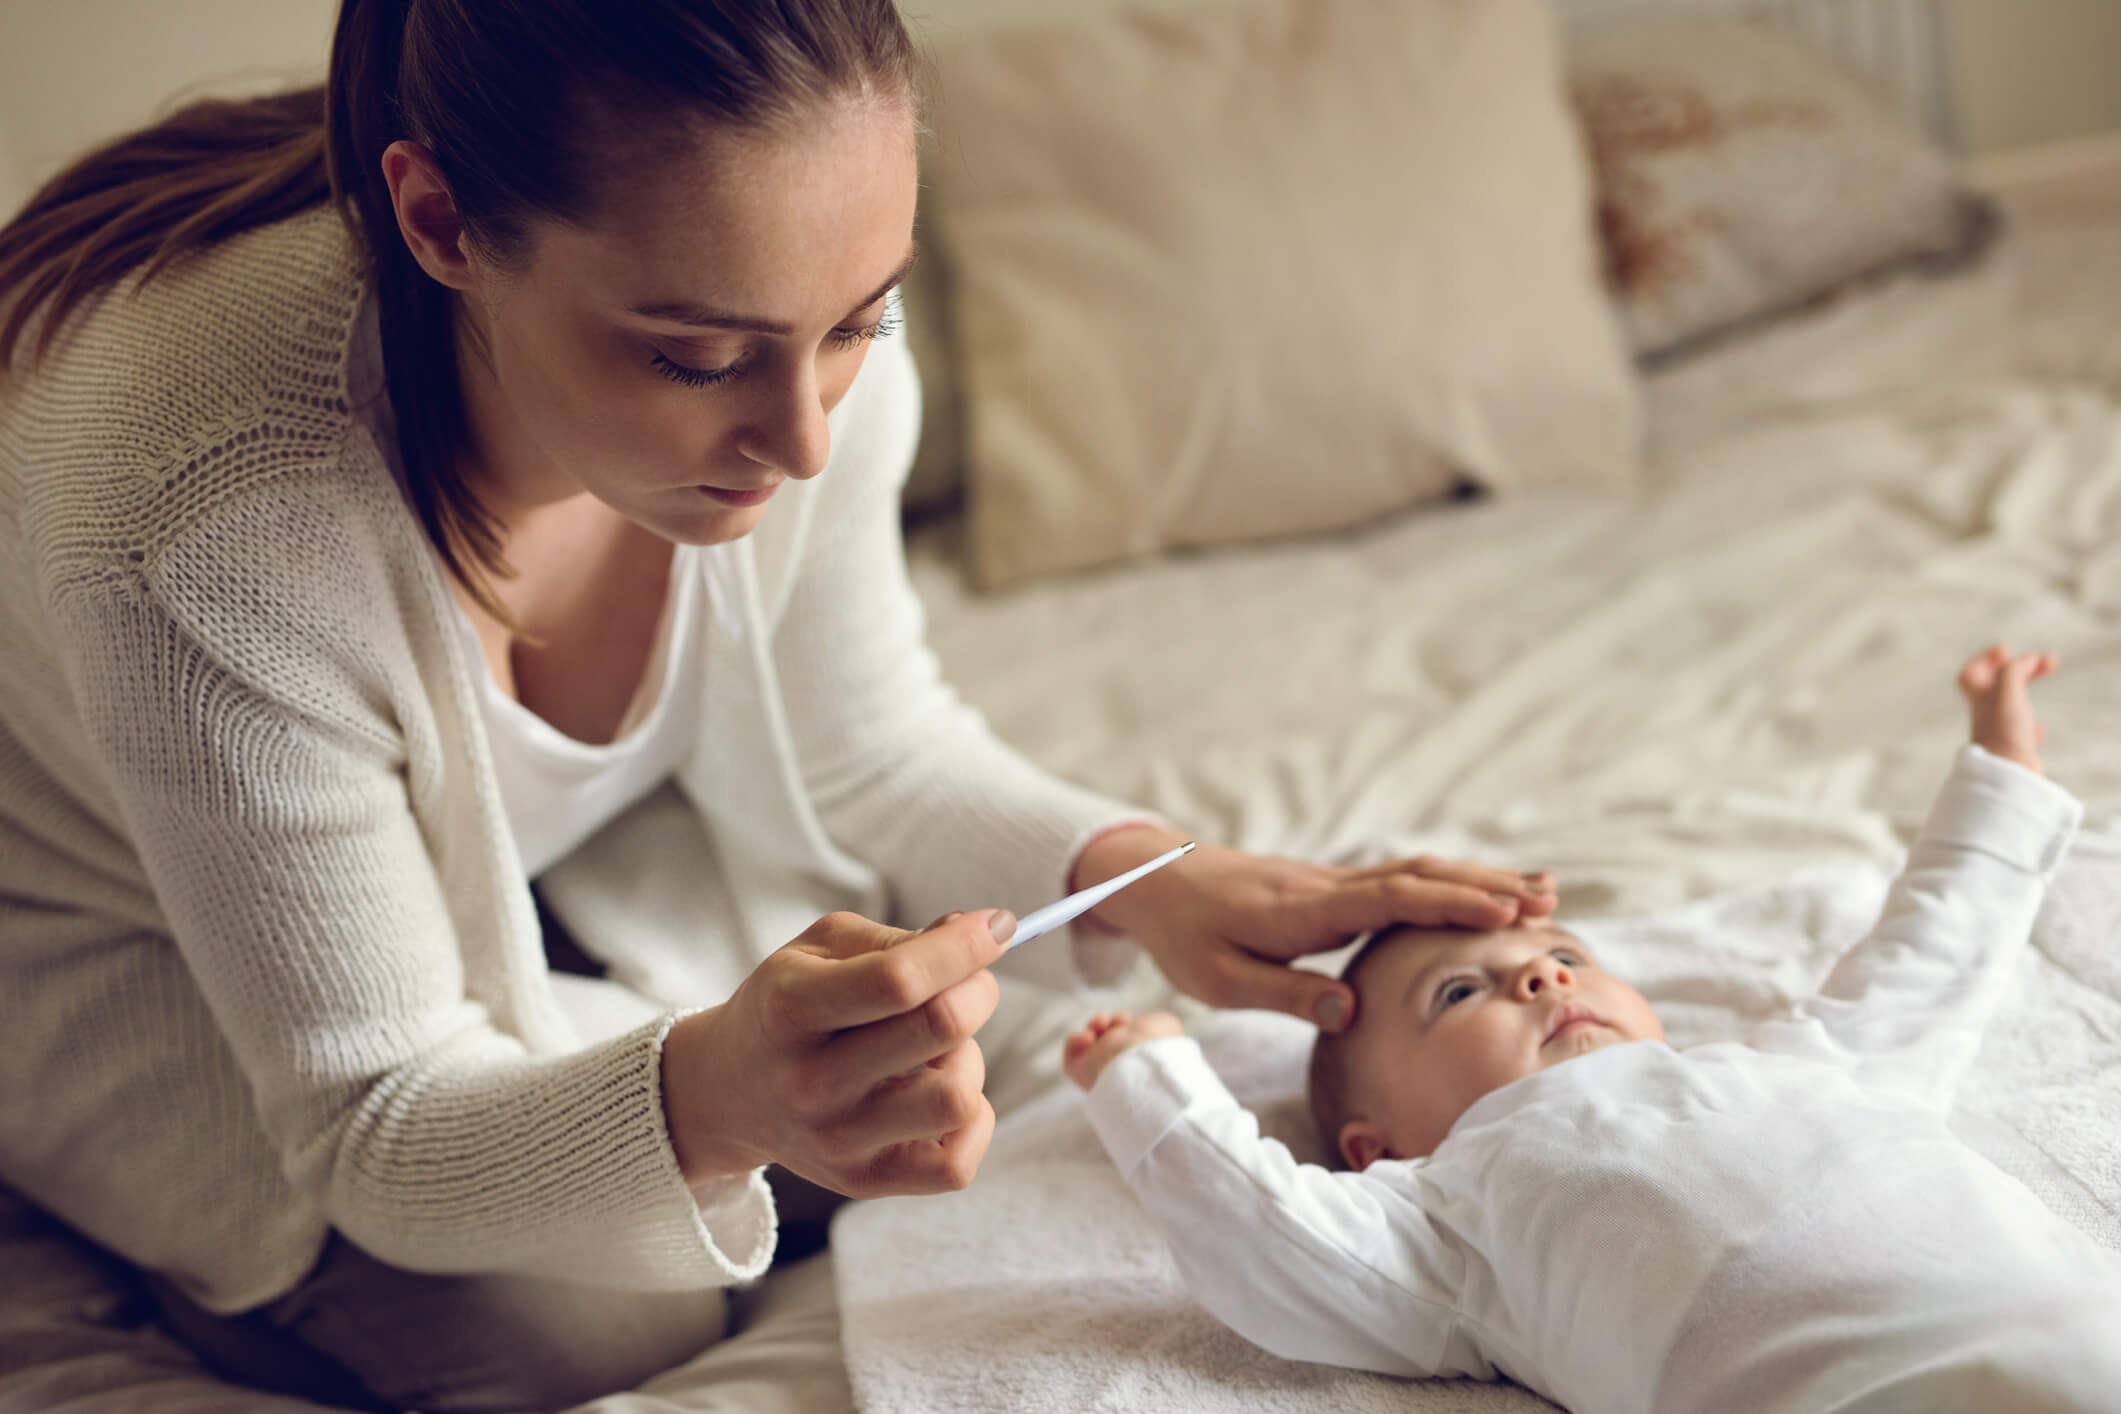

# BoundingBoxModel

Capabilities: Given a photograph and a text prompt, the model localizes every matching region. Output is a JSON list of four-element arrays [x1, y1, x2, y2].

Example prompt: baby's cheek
[[1613, 987, 1665, 1042]]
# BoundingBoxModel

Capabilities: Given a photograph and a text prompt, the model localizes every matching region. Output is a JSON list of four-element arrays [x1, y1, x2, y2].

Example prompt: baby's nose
[[1520, 958, 1573, 997]]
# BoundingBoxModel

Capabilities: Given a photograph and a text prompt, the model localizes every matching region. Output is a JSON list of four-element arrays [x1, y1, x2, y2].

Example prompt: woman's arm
[[47, 482, 767, 1291], [767, 333, 1149, 987]]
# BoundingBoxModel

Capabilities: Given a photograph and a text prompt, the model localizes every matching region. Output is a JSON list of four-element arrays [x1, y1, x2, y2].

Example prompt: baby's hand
[[1062, 1010, 1185, 1090], [1958, 643, 2056, 775]]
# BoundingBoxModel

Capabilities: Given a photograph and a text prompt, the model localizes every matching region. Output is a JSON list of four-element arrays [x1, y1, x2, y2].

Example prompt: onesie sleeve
[[767, 330, 1154, 989], [1748, 745, 2082, 1108], [1084, 1036, 1492, 1380]]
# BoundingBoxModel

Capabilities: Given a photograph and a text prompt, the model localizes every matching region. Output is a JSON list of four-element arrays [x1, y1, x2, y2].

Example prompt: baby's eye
[[1437, 980, 1477, 1010], [1552, 949, 1587, 967]]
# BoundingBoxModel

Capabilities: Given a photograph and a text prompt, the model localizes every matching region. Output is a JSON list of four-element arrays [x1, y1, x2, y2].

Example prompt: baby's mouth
[[1542, 1000, 1605, 1044]]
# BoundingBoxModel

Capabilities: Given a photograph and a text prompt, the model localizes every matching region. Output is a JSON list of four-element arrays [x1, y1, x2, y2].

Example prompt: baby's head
[[1309, 918, 1664, 1170]]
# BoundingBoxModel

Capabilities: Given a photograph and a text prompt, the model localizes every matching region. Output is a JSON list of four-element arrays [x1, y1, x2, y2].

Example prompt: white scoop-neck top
[[450, 545, 705, 878]]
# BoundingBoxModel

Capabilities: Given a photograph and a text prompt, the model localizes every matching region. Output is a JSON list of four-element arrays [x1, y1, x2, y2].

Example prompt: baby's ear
[[1340, 1121, 1391, 1173]]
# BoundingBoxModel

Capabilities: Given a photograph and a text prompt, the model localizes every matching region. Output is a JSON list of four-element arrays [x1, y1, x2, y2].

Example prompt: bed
[[829, 178, 2121, 1414], [3, 0, 2119, 1410]]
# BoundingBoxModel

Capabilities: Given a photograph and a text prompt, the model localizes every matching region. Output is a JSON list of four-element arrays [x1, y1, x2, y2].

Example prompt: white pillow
[[919, 0, 1644, 589], [1568, 14, 1994, 358]]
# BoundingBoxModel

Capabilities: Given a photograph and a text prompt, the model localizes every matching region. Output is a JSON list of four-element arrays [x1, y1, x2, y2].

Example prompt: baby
[[1064, 646, 2121, 1414]]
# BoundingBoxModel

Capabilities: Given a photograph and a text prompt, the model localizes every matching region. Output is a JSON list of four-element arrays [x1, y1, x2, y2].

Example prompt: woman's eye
[[827, 305, 904, 351], [651, 351, 746, 389]]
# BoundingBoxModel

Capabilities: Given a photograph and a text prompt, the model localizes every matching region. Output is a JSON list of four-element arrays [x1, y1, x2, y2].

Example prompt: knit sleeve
[[771, 332, 1154, 989], [43, 490, 773, 1292]]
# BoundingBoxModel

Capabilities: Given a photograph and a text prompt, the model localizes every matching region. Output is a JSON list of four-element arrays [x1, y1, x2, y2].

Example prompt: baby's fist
[[1958, 644, 2055, 775], [1063, 1010, 1185, 1090]]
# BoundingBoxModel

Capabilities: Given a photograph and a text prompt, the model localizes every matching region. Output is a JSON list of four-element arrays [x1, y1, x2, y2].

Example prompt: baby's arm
[[1065, 1014, 1493, 1382], [1749, 647, 2081, 1108]]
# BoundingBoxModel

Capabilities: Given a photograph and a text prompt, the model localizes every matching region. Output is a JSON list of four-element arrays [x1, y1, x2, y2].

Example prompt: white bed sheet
[[833, 205, 2121, 1410], [5, 206, 2119, 1413]]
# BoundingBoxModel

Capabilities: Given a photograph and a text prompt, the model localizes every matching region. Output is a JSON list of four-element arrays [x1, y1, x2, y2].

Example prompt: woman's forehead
[[529, 101, 918, 321]]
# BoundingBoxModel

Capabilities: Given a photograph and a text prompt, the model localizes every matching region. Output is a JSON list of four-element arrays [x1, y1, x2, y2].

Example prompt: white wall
[[0, 0, 336, 218], [1942, 0, 2121, 155]]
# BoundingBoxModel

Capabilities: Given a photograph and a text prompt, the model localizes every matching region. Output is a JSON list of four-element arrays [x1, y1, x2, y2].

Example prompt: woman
[[0, 1, 1555, 1409]]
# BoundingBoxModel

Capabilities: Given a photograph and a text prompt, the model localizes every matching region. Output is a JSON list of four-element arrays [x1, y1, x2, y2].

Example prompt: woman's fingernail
[[1315, 992, 1351, 1031], [1526, 872, 1555, 892], [1489, 892, 1520, 908], [988, 910, 1017, 944]]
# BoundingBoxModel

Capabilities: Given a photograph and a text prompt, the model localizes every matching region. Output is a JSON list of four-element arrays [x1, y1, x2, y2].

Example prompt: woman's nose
[[739, 373, 832, 479], [1513, 956, 1572, 1001]]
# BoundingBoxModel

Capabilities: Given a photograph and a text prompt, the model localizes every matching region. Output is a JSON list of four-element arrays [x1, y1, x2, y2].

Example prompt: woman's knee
[[164, 1235, 731, 1413]]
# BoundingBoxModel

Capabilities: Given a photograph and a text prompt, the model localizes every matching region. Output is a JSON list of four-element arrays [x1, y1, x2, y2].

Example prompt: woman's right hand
[[658, 907, 1016, 1198]]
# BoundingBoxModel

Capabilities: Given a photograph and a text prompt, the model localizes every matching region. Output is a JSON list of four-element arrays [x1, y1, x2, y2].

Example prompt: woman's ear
[[1339, 1120, 1393, 1172], [381, 139, 479, 293]]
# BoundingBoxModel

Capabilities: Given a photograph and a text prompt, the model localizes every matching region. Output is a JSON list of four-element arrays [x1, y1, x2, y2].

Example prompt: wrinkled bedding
[[5, 206, 2119, 1412], [905, 219, 2121, 904], [834, 209, 2121, 1411]]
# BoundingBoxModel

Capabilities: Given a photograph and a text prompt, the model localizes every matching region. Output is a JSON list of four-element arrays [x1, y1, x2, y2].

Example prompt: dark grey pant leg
[[149, 1234, 729, 1414]]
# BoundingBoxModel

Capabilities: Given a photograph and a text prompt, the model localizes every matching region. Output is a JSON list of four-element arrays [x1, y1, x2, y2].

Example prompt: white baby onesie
[[1085, 746, 2121, 1414]]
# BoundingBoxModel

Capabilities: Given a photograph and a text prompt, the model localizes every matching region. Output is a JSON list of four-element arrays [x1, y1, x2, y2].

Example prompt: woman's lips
[[698, 482, 777, 508]]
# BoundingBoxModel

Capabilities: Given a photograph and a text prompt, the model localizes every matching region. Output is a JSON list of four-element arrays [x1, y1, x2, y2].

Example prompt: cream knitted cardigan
[[0, 208, 1137, 1312]]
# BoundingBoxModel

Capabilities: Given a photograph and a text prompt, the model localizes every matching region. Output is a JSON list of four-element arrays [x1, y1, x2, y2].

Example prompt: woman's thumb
[[1230, 954, 1354, 1033], [1310, 983, 1355, 1034]]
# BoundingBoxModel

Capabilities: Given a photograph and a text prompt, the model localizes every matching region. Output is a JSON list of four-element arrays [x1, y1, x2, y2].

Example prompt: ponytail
[[325, 0, 503, 604], [0, 87, 329, 371]]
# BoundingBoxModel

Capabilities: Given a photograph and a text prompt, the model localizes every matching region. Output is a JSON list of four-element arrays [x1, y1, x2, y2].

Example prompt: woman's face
[[454, 98, 919, 545]]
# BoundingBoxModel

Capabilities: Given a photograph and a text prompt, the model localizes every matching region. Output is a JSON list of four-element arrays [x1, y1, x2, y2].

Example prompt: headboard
[[1553, 0, 1957, 144]]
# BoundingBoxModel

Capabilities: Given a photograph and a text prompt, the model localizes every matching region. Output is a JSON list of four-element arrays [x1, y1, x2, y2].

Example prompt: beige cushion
[[899, 247, 966, 515], [920, 0, 1642, 590], [1569, 14, 1993, 359]]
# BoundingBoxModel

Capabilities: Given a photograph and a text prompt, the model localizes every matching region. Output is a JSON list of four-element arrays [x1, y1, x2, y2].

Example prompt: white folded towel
[[834, 834, 2121, 1413]]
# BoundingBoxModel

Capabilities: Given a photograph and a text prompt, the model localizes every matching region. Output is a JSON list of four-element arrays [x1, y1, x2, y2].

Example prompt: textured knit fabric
[[0, 206, 1140, 1312], [1086, 747, 2121, 1414]]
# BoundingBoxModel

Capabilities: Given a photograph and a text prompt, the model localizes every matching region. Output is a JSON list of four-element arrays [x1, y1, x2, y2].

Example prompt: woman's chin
[[641, 498, 772, 548]]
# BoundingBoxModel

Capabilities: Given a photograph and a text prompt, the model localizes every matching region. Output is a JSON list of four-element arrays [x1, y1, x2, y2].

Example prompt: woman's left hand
[[1070, 827, 1557, 1034]]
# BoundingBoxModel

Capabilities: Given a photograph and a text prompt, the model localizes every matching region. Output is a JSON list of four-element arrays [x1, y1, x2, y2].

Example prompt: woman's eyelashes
[[830, 306, 902, 349], [649, 309, 904, 390], [652, 350, 746, 388]]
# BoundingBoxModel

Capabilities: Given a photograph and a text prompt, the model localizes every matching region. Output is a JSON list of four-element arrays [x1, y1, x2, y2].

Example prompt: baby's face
[[1337, 921, 1664, 1168]]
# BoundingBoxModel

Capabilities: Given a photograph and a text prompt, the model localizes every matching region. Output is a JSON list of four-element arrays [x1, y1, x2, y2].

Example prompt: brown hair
[[0, 0, 917, 604], [1307, 930, 1397, 1170]]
